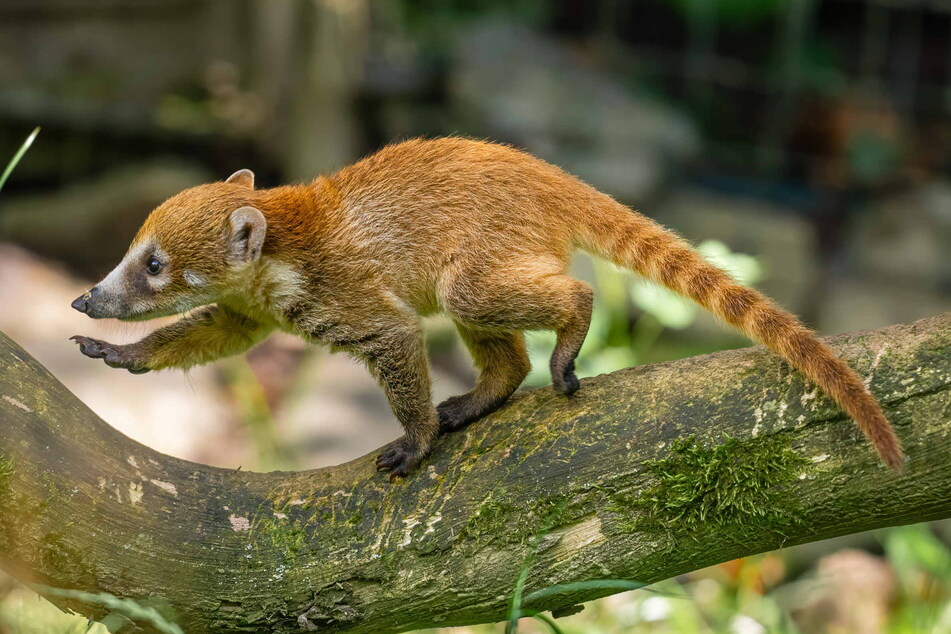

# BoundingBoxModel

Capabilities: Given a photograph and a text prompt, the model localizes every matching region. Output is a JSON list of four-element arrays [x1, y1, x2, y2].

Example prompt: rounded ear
[[225, 169, 255, 189], [229, 206, 267, 262]]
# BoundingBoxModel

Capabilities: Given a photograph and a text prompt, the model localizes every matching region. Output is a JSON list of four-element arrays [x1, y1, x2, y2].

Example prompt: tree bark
[[1, 314, 949, 633]]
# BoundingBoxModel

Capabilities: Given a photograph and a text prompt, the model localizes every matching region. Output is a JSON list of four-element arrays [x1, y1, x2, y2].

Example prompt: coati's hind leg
[[441, 262, 593, 399], [549, 279, 593, 396], [438, 326, 530, 434]]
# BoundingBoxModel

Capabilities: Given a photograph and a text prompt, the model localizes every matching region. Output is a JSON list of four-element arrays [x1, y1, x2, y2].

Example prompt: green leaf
[[31, 585, 183, 634]]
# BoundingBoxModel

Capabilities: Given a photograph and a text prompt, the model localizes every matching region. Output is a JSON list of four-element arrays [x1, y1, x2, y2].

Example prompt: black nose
[[71, 287, 97, 313]]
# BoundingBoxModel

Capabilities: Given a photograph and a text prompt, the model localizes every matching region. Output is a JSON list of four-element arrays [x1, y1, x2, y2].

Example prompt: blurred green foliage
[[667, 0, 791, 26], [884, 525, 951, 633], [399, 0, 549, 32]]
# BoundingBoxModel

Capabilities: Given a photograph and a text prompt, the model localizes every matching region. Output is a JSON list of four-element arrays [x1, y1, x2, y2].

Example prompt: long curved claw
[[70, 336, 150, 374]]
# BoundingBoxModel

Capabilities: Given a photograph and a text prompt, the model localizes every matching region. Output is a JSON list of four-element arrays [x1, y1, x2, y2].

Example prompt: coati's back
[[329, 138, 583, 259]]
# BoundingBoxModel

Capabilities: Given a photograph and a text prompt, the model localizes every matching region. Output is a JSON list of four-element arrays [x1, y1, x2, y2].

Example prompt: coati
[[70, 137, 903, 477]]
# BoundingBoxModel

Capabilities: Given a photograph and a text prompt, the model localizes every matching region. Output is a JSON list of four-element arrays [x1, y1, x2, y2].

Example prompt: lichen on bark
[[0, 453, 12, 498]]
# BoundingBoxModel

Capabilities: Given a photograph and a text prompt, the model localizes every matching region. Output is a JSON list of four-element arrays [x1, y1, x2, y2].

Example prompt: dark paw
[[554, 359, 580, 396], [375, 437, 429, 480], [70, 336, 150, 374], [437, 395, 478, 435]]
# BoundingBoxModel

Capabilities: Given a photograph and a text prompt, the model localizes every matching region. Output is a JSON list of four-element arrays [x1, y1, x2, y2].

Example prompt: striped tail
[[578, 198, 903, 469]]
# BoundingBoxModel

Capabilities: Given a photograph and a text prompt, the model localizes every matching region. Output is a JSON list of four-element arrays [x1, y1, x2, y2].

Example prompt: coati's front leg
[[327, 319, 438, 479], [71, 305, 272, 372], [362, 325, 439, 478], [284, 294, 439, 478]]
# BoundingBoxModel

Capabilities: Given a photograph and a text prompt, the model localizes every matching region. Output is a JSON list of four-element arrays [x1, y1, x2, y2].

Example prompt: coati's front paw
[[70, 336, 151, 374], [552, 359, 580, 396], [375, 436, 430, 480]]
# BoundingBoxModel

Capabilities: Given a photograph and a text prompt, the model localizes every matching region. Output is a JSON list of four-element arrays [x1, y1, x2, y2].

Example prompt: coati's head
[[71, 169, 266, 320]]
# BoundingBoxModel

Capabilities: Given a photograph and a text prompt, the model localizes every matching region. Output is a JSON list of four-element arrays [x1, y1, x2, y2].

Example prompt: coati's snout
[[70, 282, 138, 320], [70, 287, 96, 314], [71, 237, 165, 319]]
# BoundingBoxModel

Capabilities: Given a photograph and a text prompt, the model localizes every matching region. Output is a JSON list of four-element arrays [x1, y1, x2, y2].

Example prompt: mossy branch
[[1, 314, 950, 633]]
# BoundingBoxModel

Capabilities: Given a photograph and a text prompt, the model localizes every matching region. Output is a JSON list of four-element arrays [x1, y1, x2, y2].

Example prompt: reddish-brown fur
[[72, 137, 903, 476]]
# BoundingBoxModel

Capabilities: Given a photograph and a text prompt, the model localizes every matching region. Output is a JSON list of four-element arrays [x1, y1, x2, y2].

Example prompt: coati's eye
[[146, 257, 162, 275]]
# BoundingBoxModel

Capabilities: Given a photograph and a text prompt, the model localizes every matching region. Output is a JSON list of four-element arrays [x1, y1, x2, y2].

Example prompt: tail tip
[[879, 443, 905, 472]]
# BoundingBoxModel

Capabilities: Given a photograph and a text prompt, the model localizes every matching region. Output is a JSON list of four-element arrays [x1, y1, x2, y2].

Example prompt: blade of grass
[[505, 563, 532, 634], [523, 579, 649, 607], [532, 612, 566, 634], [0, 127, 40, 192]]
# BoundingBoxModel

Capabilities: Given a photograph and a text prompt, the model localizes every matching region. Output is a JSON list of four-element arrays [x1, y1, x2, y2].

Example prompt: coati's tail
[[577, 199, 903, 470]]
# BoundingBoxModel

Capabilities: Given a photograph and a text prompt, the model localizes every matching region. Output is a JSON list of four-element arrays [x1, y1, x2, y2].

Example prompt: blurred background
[[1, 0, 950, 632]]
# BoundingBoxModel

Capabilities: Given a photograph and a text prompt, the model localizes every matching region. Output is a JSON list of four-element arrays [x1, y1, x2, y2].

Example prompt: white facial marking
[[147, 277, 170, 291], [183, 270, 207, 287]]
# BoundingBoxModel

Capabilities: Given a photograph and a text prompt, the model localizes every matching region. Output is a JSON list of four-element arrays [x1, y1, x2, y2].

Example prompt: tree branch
[[1, 314, 950, 633]]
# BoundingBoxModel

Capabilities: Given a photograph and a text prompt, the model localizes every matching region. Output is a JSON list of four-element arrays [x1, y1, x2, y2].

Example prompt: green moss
[[615, 435, 808, 539], [462, 492, 579, 545], [40, 532, 93, 583], [251, 513, 306, 560], [462, 497, 514, 540], [0, 454, 20, 542], [0, 454, 17, 548]]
